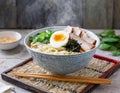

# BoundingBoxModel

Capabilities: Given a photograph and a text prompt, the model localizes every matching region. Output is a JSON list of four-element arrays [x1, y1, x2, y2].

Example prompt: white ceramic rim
[[0, 31, 22, 44]]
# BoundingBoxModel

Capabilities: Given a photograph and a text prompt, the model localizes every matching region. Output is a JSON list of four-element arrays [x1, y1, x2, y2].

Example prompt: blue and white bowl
[[24, 26, 100, 75]]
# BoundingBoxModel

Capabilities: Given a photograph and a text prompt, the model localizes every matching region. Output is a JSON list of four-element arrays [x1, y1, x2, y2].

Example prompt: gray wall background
[[0, 0, 120, 29]]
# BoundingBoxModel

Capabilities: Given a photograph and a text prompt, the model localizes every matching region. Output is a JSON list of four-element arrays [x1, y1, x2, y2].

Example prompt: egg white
[[50, 31, 69, 48]]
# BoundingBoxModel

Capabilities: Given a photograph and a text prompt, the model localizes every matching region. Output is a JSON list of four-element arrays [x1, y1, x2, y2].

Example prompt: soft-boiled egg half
[[50, 31, 69, 48]]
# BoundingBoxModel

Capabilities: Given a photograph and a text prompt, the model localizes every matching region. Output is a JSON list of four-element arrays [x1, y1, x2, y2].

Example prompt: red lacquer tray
[[1, 54, 120, 93]]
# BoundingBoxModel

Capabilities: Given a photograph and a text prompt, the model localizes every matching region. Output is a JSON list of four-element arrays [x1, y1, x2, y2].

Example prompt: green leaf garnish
[[29, 30, 53, 44]]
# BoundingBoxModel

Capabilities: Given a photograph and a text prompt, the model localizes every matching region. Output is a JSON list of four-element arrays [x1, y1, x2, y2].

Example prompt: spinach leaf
[[29, 36, 34, 42], [29, 30, 53, 44]]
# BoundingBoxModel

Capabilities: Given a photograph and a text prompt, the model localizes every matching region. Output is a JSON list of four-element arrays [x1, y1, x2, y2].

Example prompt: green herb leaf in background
[[100, 29, 115, 37], [102, 37, 119, 43], [112, 50, 120, 56], [98, 29, 120, 56], [99, 43, 111, 50]]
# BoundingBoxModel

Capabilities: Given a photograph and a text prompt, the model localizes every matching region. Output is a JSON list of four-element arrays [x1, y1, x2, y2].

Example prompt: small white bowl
[[0, 31, 22, 50]]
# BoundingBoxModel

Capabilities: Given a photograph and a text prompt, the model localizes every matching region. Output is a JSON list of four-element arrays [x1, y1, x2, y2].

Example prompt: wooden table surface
[[0, 29, 120, 93]]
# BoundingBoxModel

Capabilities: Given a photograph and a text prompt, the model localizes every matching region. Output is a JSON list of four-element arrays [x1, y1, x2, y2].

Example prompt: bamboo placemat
[[6, 56, 116, 93]]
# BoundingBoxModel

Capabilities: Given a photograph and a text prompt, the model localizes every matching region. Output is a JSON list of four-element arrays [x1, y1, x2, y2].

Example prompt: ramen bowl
[[24, 26, 100, 75]]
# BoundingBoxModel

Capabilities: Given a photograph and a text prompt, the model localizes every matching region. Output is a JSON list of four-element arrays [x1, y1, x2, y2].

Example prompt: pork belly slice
[[63, 26, 73, 34], [72, 27, 82, 36], [81, 31, 96, 45], [70, 33, 95, 52]]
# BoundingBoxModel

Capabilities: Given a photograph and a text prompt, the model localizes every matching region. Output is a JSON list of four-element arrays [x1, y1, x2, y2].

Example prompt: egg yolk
[[53, 34, 66, 42]]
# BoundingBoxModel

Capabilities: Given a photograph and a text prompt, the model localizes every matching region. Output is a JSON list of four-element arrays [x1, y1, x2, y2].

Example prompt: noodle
[[30, 42, 79, 55]]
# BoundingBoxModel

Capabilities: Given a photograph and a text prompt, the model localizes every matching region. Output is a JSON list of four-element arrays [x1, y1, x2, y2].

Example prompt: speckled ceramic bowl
[[0, 31, 22, 50], [24, 26, 100, 75]]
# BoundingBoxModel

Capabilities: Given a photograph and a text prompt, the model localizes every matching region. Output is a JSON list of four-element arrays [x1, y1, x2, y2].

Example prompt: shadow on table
[[0, 44, 26, 55]]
